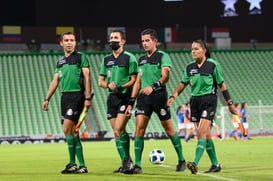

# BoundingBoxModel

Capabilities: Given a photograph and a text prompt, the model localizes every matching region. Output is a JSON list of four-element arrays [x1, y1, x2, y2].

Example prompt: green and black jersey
[[100, 51, 138, 94], [55, 51, 89, 93], [138, 50, 172, 92], [181, 58, 224, 96]]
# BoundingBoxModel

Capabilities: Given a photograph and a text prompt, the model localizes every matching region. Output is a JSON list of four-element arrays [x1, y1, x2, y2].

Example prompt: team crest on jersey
[[160, 109, 167, 116], [120, 105, 126, 112], [202, 110, 207, 117], [66, 109, 73, 116], [107, 70, 112, 77]]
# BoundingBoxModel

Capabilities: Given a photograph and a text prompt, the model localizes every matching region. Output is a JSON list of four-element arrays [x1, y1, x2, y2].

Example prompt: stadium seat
[[1, 49, 273, 137]]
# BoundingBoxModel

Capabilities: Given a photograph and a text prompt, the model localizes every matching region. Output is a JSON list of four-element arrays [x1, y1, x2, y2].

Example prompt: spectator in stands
[[98, 29, 138, 173], [241, 102, 251, 140], [167, 39, 236, 174], [176, 105, 186, 137], [125, 28, 186, 174], [42, 32, 91, 174]]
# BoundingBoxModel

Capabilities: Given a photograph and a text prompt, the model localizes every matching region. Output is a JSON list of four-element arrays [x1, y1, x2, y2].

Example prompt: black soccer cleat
[[187, 162, 198, 174], [113, 166, 122, 173], [205, 164, 221, 173], [61, 163, 77, 174], [75, 166, 88, 174], [176, 160, 186, 172], [124, 165, 142, 174], [76, 166, 88, 174], [120, 157, 133, 173]]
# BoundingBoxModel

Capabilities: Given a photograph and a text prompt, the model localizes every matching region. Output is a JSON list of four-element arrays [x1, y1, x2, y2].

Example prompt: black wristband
[[151, 81, 162, 91], [169, 95, 175, 99], [128, 97, 136, 107], [85, 93, 94, 101], [106, 82, 110, 88], [44, 98, 49, 102], [222, 89, 231, 101]]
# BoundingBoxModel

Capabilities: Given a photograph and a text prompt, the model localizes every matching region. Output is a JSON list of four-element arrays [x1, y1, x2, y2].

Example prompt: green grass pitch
[[1, 136, 273, 181]]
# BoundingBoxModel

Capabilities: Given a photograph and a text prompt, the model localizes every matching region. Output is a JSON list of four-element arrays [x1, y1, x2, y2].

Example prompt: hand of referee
[[228, 104, 236, 115], [125, 105, 132, 117], [112, 86, 122, 94]]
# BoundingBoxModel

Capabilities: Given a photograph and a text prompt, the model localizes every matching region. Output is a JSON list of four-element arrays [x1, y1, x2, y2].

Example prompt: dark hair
[[234, 102, 239, 107], [176, 105, 182, 114], [60, 32, 75, 41], [141, 28, 158, 40], [241, 102, 246, 110], [111, 29, 126, 40], [193, 39, 211, 58]]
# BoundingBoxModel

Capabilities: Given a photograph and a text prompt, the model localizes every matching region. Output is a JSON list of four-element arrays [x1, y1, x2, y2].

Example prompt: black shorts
[[61, 92, 85, 123], [135, 89, 171, 121], [190, 94, 217, 122], [107, 91, 131, 119]]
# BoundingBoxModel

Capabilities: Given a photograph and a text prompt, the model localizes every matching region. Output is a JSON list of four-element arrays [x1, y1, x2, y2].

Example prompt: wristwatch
[[228, 100, 233, 106]]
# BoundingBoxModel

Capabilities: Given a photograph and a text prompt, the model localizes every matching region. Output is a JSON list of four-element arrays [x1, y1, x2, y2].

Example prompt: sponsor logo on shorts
[[202, 110, 207, 117], [107, 113, 112, 119], [66, 109, 73, 116], [160, 109, 167, 116], [120, 105, 125, 111], [135, 108, 144, 114], [192, 117, 198, 122], [210, 111, 215, 116]]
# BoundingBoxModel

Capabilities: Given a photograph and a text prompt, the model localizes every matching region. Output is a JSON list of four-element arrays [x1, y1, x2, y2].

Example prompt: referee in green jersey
[[125, 29, 186, 174], [43, 32, 92, 174], [99, 30, 138, 173], [168, 40, 236, 174]]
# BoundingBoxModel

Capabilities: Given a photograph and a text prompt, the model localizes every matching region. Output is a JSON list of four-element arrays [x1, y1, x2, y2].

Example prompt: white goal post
[[216, 101, 273, 138]]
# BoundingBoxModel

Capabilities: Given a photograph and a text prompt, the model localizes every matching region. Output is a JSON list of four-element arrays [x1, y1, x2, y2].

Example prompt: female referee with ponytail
[[168, 39, 236, 174]]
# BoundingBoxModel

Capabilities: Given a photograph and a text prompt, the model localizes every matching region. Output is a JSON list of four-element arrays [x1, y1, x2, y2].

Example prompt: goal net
[[215, 102, 273, 138]]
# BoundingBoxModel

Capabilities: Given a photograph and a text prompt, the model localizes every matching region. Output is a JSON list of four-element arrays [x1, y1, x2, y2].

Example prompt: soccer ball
[[149, 149, 165, 164]]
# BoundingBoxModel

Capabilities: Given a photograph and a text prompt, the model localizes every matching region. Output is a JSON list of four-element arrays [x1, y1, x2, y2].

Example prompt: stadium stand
[[0, 49, 273, 137]]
